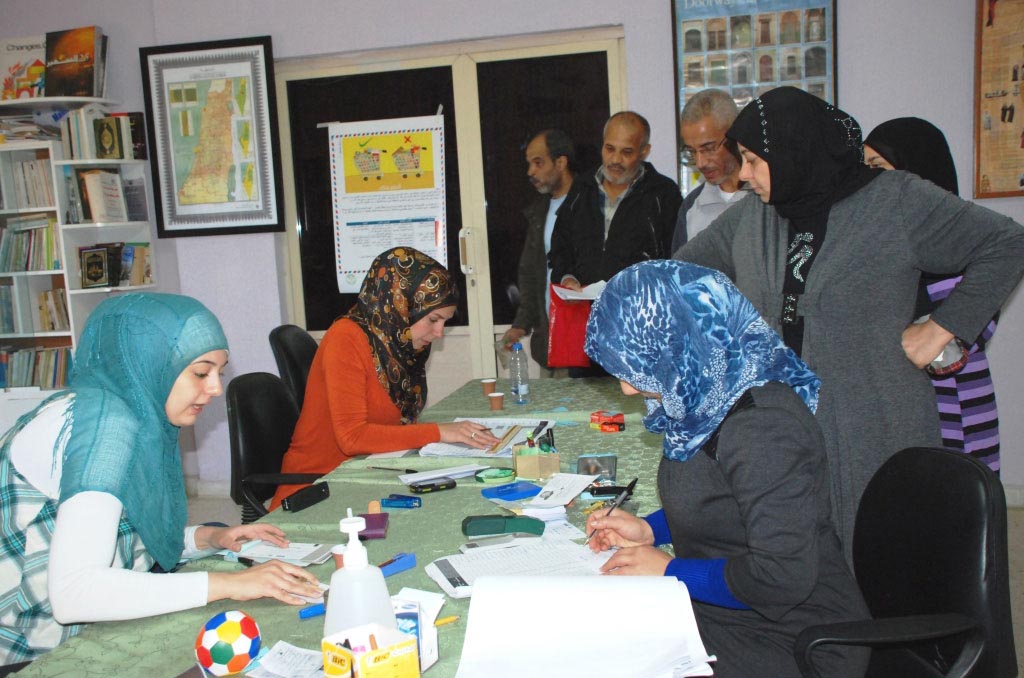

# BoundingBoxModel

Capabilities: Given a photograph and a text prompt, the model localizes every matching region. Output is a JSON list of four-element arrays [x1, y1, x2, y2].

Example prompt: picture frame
[[80, 246, 110, 288], [139, 36, 284, 237], [671, 0, 837, 191], [973, 0, 1024, 198]]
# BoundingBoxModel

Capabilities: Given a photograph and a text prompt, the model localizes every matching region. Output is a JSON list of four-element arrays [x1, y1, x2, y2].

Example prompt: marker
[[434, 615, 460, 627], [369, 466, 419, 473], [299, 602, 325, 619]]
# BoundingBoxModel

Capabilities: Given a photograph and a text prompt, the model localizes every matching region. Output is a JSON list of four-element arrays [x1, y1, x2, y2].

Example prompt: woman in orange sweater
[[271, 248, 499, 509]]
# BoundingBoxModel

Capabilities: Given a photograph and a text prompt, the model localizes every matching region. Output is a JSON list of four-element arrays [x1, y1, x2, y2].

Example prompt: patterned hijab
[[345, 247, 457, 423], [40, 293, 225, 570], [584, 260, 820, 462], [864, 117, 959, 195]]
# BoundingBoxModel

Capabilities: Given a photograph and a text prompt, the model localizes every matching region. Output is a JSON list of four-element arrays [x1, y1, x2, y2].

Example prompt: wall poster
[[328, 115, 446, 293], [672, 0, 836, 191], [974, 0, 1024, 198]]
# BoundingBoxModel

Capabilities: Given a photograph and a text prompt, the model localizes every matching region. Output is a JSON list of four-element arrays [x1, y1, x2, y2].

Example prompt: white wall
[[5, 0, 1024, 499]]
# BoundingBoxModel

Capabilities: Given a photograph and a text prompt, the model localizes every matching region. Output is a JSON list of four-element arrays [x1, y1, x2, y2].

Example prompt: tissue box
[[513, 445, 560, 481], [322, 623, 419, 677]]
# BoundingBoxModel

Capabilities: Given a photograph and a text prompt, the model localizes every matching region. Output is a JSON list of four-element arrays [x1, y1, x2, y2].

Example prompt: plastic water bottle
[[323, 509, 397, 637], [509, 342, 530, 405]]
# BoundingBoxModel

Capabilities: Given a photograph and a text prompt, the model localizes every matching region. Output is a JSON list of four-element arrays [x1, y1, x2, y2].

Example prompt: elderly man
[[549, 111, 681, 292], [500, 129, 575, 370], [671, 89, 747, 254]]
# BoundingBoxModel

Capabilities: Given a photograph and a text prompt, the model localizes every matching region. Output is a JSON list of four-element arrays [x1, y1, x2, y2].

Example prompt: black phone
[[409, 477, 456, 494], [281, 482, 329, 511]]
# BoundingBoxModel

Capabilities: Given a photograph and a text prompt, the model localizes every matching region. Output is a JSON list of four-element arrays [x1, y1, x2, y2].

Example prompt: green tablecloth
[[18, 378, 663, 677]]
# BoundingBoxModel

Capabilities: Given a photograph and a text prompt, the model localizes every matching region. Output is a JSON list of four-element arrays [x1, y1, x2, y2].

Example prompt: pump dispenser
[[323, 509, 397, 637]]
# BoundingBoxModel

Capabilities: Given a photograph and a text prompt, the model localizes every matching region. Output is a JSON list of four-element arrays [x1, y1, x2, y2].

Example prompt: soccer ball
[[194, 609, 262, 676]]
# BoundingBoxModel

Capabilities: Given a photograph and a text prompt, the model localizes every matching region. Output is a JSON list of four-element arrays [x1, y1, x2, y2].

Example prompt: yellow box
[[513, 445, 561, 481], [322, 623, 420, 678]]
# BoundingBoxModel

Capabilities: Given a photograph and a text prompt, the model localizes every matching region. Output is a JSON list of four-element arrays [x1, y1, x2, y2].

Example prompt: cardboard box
[[322, 623, 419, 677], [513, 445, 561, 481]]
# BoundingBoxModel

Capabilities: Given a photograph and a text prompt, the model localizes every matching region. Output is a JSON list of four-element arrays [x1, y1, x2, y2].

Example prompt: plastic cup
[[488, 392, 505, 411], [331, 544, 345, 569], [481, 378, 497, 395]]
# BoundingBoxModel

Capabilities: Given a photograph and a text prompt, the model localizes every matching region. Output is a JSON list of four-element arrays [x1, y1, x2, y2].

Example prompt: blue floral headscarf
[[585, 261, 820, 462], [56, 293, 226, 570]]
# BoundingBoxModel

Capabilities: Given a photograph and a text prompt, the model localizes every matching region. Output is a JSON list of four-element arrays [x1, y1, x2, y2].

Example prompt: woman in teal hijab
[[0, 293, 322, 668]]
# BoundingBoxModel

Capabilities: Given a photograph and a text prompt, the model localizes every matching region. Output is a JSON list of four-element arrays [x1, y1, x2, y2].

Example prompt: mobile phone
[[409, 477, 456, 494]]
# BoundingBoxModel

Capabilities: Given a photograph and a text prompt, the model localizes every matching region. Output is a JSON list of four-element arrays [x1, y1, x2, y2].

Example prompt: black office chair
[[794, 447, 1016, 677], [226, 372, 321, 523], [268, 324, 318, 409]]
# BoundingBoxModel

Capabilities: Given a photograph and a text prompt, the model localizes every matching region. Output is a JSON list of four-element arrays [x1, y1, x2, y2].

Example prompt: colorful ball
[[194, 610, 262, 676]]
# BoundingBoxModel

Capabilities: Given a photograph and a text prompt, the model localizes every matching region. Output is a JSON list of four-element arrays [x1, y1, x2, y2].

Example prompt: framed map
[[140, 36, 284, 237]]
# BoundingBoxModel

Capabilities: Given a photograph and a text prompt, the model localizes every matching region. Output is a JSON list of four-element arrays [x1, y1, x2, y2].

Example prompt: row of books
[[0, 214, 60, 272], [37, 287, 70, 332], [63, 166, 146, 225], [59, 104, 147, 160], [0, 346, 72, 389], [3, 157, 55, 209], [0, 25, 107, 100], [0, 285, 14, 333], [80, 241, 151, 289]]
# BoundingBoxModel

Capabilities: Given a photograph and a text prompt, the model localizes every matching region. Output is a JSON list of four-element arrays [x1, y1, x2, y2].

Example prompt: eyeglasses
[[680, 137, 729, 166]]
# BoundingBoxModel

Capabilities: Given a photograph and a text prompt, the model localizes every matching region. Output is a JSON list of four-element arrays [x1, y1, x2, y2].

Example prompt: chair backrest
[[852, 447, 1016, 677], [268, 324, 318, 409], [226, 372, 300, 507]]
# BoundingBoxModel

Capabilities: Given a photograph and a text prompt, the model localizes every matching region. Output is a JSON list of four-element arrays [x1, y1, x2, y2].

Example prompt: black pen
[[584, 477, 637, 546], [369, 466, 419, 474]]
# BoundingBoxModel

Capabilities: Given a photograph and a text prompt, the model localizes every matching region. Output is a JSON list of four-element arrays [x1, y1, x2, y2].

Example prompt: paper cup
[[488, 392, 505, 410], [481, 378, 497, 395], [331, 544, 345, 569]]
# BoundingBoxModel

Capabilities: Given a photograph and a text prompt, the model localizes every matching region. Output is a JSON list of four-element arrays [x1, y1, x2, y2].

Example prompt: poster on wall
[[672, 0, 836, 191], [974, 0, 1024, 198], [328, 115, 446, 293]]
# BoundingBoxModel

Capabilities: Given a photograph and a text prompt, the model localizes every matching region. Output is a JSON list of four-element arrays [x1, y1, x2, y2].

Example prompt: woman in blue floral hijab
[[584, 261, 868, 678]]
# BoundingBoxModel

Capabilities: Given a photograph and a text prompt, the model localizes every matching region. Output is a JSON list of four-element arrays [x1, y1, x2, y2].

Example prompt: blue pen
[[299, 602, 325, 619]]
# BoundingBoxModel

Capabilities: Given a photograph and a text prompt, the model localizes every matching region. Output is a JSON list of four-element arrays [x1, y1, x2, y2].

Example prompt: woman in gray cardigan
[[676, 87, 1024, 562]]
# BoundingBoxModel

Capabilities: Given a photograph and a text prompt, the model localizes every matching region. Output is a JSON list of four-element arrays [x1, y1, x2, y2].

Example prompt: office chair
[[226, 372, 321, 523], [794, 447, 1016, 677], [268, 324, 318, 409]]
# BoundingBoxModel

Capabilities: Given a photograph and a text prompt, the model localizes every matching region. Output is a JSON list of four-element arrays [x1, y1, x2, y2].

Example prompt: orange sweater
[[270, 319, 440, 509]]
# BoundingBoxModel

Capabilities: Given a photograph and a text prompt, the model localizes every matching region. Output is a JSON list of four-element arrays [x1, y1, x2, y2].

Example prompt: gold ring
[[471, 432, 477, 439]]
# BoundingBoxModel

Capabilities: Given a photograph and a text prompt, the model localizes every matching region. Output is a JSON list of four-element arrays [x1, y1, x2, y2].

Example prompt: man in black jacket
[[549, 111, 681, 291]]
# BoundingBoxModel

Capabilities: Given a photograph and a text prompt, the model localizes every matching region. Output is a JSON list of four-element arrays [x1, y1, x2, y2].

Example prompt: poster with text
[[328, 115, 446, 292]]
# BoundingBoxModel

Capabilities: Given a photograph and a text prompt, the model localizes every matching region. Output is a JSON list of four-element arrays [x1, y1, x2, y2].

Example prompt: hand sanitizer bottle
[[323, 509, 397, 637]]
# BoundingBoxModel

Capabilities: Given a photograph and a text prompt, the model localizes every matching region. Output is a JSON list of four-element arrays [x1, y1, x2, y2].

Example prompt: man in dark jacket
[[549, 111, 681, 290]]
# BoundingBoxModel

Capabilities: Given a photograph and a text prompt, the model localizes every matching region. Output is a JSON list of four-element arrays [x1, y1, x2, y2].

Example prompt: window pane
[[477, 52, 609, 325]]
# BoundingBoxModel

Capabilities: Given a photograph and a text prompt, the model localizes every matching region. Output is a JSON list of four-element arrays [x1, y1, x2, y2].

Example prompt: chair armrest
[[794, 613, 983, 677], [240, 473, 323, 519]]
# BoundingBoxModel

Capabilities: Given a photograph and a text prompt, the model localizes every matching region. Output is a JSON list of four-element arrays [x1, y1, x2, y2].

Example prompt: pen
[[369, 466, 419, 473], [434, 615, 460, 627], [583, 477, 637, 546]]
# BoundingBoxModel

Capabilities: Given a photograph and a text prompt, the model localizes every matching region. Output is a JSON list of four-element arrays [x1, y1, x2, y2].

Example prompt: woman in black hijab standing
[[864, 117, 1001, 474], [676, 87, 1024, 562]]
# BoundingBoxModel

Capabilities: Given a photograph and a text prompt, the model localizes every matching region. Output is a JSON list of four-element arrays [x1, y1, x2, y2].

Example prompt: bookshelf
[[0, 98, 158, 393]]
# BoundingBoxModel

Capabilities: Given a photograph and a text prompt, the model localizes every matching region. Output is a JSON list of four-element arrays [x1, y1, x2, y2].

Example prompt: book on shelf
[[93, 116, 125, 160], [110, 112, 148, 160], [120, 242, 151, 286], [95, 241, 124, 285], [78, 168, 127, 223], [9, 158, 54, 209], [0, 34, 46, 100], [0, 285, 13, 334], [37, 287, 69, 332], [121, 175, 148, 221], [43, 25, 105, 98], [59, 102, 110, 159], [0, 214, 58, 272], [0, 345, 71, 389]]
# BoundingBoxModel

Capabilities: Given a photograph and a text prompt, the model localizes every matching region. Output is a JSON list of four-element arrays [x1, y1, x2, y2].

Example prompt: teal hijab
[[57, 293, 226, 570]]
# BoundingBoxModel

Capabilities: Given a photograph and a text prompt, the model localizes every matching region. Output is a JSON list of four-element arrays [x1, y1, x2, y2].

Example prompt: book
[[121, 175, 148, 220], [127, 243, 150, 285], [44, 26, 104, 97], [110, 112, 148, 160], [93, 116, 125, 159], [78, 169, 127, 223], [0, 35, 46, 99]]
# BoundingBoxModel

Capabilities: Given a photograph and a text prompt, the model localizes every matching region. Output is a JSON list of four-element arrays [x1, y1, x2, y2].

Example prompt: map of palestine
[[175, 77, 257, 206]]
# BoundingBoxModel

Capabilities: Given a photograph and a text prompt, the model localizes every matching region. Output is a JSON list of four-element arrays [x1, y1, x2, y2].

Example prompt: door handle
[[458, 227, 473, 275]]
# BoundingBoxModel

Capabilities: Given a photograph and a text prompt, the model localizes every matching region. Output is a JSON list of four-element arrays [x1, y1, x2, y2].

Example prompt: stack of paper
[[457, 576, 715, 677]]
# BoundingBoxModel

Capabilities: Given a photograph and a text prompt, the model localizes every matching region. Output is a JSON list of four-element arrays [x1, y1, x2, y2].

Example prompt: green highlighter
[[461, 514, 546, 537]]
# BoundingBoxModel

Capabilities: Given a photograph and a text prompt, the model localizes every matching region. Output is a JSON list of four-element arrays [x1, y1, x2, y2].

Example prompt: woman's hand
[[902, 317, 955, 369], [438, 421, 502, 449], [195, 523, 289, 553], [585, 509, 655, 552], [208, 561, 323, 605], [599, 545, 672, 576]]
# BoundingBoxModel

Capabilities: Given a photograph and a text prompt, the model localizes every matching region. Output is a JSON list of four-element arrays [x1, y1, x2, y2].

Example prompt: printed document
[[418, 418, 554, 457]]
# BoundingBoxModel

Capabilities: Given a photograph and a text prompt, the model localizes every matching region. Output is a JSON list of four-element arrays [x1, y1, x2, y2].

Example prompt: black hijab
[[864, 117, 959, 195], [726, 87, 878, 354]]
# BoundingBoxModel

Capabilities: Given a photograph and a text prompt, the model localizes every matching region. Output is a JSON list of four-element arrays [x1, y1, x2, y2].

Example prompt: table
[[17, 378, 664, 677]]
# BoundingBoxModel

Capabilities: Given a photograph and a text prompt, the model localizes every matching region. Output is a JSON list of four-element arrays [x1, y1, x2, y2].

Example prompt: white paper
[[418, 418, 554, 458], [527, 473, 598, 508], [221, 541, 334, 566], [539, 519, 586, 540], [552, 280, 606, 300], [398, 464, 488, 485], [245, 641, 322, 678], [456, 577, 715, 678]]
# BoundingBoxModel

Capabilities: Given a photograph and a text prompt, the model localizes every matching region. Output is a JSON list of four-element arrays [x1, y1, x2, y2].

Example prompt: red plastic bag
[[547, 283, 592, 368]]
